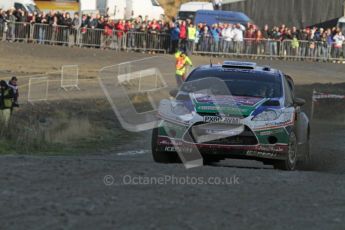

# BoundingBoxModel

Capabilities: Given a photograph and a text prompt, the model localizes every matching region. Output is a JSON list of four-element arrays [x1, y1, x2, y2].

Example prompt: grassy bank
[[0, 99, 144, 155]]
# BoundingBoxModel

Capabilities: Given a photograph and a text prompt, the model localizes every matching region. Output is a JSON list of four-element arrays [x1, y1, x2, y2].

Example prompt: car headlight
[[252, 110, 282, 121], [172, 103, 195, 123]]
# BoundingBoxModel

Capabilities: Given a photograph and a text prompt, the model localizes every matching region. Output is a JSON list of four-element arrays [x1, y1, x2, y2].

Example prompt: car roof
[[189, 61, 282, 81]]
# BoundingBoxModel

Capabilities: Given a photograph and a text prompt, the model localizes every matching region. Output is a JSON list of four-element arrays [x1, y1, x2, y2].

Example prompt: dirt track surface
[[0, 43, 345, 230]]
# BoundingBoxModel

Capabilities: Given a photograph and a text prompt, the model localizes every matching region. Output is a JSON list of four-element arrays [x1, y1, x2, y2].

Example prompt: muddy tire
[[273, 132, 298, 171], [151, 128, 180, 163], [298, 138, 312, 170], [203, 156, 223, 165]]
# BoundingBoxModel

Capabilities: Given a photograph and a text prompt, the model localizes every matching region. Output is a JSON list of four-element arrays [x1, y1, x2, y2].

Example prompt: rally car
[[151, 61, 311, 170]]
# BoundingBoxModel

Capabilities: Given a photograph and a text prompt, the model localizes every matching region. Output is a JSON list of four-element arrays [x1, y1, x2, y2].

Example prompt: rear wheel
[[273, 132, 298, 171], [151, 128, 180, 163]]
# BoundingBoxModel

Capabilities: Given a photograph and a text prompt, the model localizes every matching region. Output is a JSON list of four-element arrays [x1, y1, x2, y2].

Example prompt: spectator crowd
[[0, 7, 345, 61]]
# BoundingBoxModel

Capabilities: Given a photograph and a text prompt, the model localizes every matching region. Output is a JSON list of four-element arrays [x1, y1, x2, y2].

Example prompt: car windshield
[[27, 4, 40, 13], [185, 69, 283, 98], [151, 0, 160, 6], [178, 11, 196, 21], [339, 22, 345, 34]]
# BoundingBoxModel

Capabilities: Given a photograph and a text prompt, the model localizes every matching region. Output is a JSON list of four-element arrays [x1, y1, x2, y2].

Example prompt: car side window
[[285, 75, 295, 98], [283, 76, 294, 107]]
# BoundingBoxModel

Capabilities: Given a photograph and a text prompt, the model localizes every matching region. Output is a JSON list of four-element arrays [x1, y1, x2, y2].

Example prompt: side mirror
[[294, 98, 306, 107], [169, 89, 178, 98]]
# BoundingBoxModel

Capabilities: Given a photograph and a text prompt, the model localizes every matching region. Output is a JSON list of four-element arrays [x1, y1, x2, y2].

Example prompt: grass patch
[[0, 99, 144, 155]]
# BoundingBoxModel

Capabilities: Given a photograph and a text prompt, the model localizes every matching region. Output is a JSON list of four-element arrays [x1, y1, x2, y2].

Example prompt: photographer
[[8, 77, 19, 108], [0, 80, 14, 126]]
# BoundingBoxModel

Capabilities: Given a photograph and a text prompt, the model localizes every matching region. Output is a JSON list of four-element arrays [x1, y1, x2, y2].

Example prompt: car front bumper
[[156, 136, 289, 160]]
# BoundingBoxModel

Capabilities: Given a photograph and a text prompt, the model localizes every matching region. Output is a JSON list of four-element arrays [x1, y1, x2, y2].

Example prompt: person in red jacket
[[103, 17, 114, 48], [148, 19, 161, 31], [116, 20, 125, 50], [179, 20, 187, 50]]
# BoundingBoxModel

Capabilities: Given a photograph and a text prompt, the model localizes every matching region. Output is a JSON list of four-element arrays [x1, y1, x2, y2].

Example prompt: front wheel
[[151, 128, 180, 163], [273, 132, 298, 171], [298, 138, 312, 170]]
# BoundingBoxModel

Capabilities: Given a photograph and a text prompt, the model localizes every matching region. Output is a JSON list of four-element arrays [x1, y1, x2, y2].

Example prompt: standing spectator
[[148, 20, 160, 53], [325, 28, 334, 59], [282, 28, 293, 56], [6, 8, 16, 42], [270, 27, 281, 57], [35, 12, 47, 44], [233, 23, 245, 54], [63, 12, 72, 45], [138, 22, 147, 52], [7, 77, 19, 107], [116, 20, 125, 50], [187, 23, 196, 55], [319, 32, 328, 61], [0, 80, 14, 126], [80, 14, 89, 46], [0, 9, 5, 39], [244, 25, 255, 55], [88, 14, 99, 46], [125, 20, 135, 49], [333, 31, 345, 59], [70, 12, 79, 46], [299, 28, 309, 58], [221, 23, 231, 53], [307, 28, 317, 59], [254, 29, 264, 55], [132, 18, 142, 49], [262, 24, 271, 55], [50, 14, 58, 45], [170, 22, 180, 53], [314, 28, 324, 60], [102, 17, 114, 49], [15, 9, 27, 41], [210, 24, 220, 52], [200, 25, 211, 52], [290, 35, 299, 58], [179, 20, 187, 50]]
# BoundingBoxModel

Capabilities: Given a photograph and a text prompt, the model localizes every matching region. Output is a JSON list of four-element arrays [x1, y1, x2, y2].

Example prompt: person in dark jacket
[[8, 76, 19, 107], [62, 12, 72, 45], [0, 80, 14, 126]]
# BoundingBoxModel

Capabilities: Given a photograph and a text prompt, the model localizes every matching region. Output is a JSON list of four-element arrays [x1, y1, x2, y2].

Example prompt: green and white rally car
[[152, 61, 311, 170]]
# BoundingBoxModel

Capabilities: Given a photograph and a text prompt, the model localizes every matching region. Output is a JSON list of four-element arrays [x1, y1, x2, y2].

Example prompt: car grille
[[185, 123, 258, 146]]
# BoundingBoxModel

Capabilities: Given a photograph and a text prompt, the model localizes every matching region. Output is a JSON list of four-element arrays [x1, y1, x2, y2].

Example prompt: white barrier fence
[[61, 65, 79, 90], [28, 77, 49, 103], [311, 90, 345, 120], [26, 65, 79, 103]]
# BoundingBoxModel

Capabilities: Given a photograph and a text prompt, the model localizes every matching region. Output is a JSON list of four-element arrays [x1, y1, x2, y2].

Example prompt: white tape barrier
[[61, 65, 79, 90], [28, 77, 49, 102]]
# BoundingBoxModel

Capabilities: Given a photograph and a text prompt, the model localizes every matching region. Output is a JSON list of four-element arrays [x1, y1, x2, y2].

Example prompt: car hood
[[190, 94, 269, 117]]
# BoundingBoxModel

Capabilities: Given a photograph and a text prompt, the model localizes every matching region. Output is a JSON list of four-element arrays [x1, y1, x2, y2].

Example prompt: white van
[[80, 0, 97, 12], [96, 0, 126, 20], [0, 0, 40, 13], [177, 1, 214, 21], [125, 0, 165, 20], [337, 17, 345, 34]]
